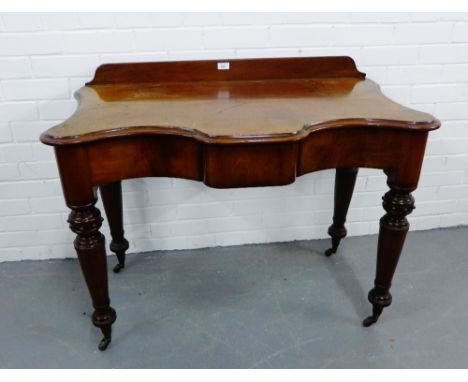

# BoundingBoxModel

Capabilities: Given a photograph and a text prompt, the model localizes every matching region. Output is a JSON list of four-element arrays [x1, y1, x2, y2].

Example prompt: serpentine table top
[[41, 56, 438, 145]]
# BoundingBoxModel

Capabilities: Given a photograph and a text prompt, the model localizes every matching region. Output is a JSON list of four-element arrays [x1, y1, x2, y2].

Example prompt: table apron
[[54, 127, 428, 204]]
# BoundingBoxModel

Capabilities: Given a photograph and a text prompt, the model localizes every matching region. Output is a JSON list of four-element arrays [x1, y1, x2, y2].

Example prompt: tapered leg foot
[[110, 239, 129, 273], [325, 168, 358, 257], [100, 182, 129, 274], [362, 287, 391, 327], [93, 307, 116, 351], [325, 229, 346, 257]]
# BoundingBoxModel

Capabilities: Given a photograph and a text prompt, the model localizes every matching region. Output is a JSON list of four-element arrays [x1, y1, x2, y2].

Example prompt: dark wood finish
[[40, 57, 438, 147], [87, 56, 365, 85], [68, 204, 115, 350], [100, 181, 129, 273], [204, 142, 298, 188], [67, 128, 429, 190], [53, 145, 116, 350], [40, 57, 440, 350], [325, 167, 359, 257], [88, 136, 202, 185], [363, 172, 416, 327]]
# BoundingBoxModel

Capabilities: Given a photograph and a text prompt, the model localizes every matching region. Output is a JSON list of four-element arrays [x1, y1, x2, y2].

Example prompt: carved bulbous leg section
[[363, 186, 415, 327], [381, 189, 415, 229], [68, 205, 104, 249], [68, 204, 116, 351], [325, 167, 358, 257]]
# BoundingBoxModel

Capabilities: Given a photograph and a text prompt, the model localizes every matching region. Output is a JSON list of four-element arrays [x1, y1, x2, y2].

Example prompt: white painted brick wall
[[1, 12, 468, 262]]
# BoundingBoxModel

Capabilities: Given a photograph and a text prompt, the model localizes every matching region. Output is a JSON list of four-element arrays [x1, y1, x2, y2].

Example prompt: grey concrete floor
[[1, 226, 468, 368]]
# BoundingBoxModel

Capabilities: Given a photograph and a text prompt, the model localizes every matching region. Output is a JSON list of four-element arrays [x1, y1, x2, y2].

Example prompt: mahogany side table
[[40, 56, 440, 351]]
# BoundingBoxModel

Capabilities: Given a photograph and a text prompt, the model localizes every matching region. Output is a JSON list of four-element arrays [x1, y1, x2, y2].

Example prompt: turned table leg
[[100, 181, 129, 273], [362, 176, 415, 327], [68, 203, 116, 350], [325, 167, 359, 257]]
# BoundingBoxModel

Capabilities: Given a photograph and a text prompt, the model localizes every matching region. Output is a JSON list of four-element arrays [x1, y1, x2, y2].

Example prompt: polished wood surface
[[88, 56, 365, 84], [40, 57, 441, 351], [40, 56, 438, 146]]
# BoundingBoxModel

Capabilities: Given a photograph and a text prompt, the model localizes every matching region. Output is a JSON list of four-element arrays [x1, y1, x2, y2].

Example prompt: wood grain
[[40, 57, 439, 146], [86, 56, 366, 84]]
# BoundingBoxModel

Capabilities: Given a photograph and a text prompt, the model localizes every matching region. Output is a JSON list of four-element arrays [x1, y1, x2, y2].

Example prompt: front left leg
[[363, 180, 415, 327], [68, 203, 116, 350]]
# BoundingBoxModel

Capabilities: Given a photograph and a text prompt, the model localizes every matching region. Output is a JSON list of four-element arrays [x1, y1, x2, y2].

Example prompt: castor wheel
[[98, 336, 112, 351], [362, 315, 380, 327], [110, 239, 128, 274], [362, 290, 389, 328], [92, 309, 115, 351], [113, 263, 125, 273]]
